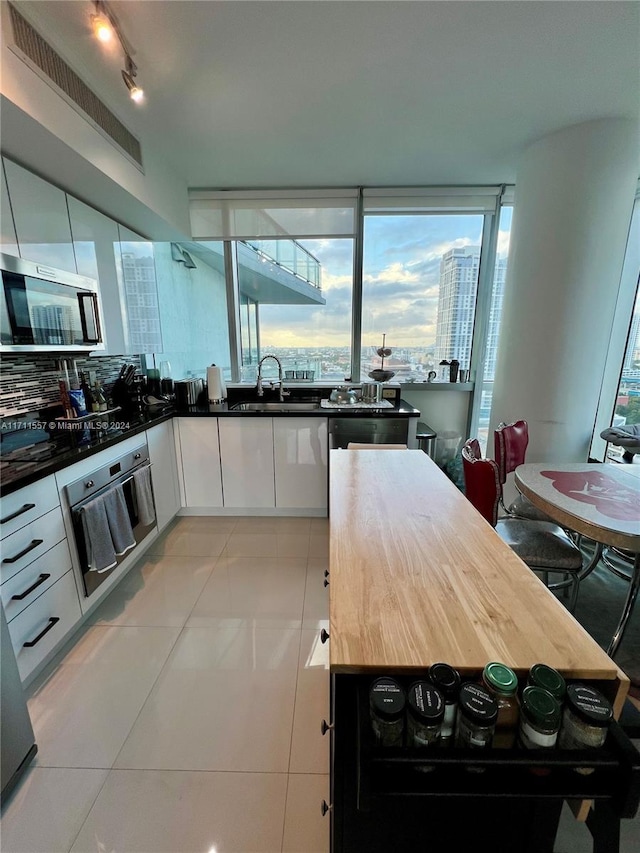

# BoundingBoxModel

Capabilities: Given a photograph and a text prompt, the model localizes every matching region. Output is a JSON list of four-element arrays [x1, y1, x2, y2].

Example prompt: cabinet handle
[[85, 480, 95, 489], [134, 453, 141, 460], [2, 539, 44, 564], [320, 719, 334, 736], [1, 503, 36, 524], [320, 628, 330, 644], [324, 569, 329, 578], [321, 800, 332, 817], [324, 578, 330, 587], [23, 617, 60, 648], [12, 573, 51, 601]]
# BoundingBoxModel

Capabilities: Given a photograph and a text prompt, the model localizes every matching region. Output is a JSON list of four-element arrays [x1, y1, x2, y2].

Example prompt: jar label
[[520, 718, 558, 749]]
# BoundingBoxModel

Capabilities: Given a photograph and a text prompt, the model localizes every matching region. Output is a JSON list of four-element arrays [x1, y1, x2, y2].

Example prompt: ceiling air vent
[[7, 3, 143, 168]]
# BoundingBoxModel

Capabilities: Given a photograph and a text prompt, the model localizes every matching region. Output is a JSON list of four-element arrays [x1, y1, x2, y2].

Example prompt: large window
[[361, 215, 484, 382], [236, 238, 353, 382]]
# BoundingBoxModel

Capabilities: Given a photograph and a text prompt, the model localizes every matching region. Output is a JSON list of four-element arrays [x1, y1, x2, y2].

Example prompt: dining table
[[514, 462, 640, 658]]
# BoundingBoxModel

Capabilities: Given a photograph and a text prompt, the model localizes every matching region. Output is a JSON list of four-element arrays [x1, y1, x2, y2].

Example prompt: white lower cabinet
[[218, 418, 275, 508], [8, 570, 82, 682], [273, 417, 328, 509], [1, 539, 72, 623], [147, 420, 181, 530], [176, 418, 224, 507]]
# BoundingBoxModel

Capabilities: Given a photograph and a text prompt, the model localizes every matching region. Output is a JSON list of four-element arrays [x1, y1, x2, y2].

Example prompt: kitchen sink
[[230, 400, 321, 412]]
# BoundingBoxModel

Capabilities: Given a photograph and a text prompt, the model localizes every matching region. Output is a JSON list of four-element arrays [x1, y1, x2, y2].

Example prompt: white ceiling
[[11, 0, 640, 189]]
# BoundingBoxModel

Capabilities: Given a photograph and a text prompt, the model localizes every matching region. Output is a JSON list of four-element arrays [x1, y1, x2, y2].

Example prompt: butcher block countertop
[[329, 449, 628, 715]]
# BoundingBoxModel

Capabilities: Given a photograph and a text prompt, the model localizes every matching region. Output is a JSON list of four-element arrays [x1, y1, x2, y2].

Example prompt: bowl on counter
[[368, 369, 395, 382]]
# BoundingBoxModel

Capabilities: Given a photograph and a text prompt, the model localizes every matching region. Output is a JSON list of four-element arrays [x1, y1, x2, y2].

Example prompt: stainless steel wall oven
[[66, 443, 155, 597]]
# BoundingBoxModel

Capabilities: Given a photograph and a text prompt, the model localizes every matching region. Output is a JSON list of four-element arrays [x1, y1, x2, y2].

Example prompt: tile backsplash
[[0, 354, 141, 417]]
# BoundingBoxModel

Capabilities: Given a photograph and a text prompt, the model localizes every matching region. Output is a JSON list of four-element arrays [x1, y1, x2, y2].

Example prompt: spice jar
[[369, 677, 406, 747], [482, 662, 519, 748], [558, 683, 613, 774], [519, 686, 561, 750], [455, 683, 498, 749], [527, 663, 566, 703], [406, 681, 445, 749], [428, 662, 461, 747]]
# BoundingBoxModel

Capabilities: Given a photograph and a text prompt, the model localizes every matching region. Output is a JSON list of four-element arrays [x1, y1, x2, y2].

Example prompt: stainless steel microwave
[[0, 253, 104, 352]]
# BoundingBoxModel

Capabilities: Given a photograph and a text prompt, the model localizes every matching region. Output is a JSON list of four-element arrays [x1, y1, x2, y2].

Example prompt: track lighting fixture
[[91, 0, 145, 104]]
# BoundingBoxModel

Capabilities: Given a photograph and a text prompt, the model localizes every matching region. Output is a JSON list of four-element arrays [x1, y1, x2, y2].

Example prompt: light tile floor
[[1, 515, 638, 852]]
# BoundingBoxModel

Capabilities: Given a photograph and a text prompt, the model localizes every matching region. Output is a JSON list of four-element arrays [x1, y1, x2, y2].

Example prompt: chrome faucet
[[256, 354, 289, 401]]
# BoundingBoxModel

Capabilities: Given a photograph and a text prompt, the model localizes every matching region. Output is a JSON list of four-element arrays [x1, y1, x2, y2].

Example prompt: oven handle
[[70, 460, 152, 512]]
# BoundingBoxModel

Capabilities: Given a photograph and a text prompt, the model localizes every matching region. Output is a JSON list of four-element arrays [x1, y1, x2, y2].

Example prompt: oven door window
[[2, 272, 89, 346]]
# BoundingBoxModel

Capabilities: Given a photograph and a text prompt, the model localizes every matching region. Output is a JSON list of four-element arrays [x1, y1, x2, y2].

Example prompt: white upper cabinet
[[3, 158, 77, 273], [116, 225, 163, 353], [67, 196, 125, 354], [1, 160, 19, 257], [273, 417, 328, 509], [218, 418, 275, 508]]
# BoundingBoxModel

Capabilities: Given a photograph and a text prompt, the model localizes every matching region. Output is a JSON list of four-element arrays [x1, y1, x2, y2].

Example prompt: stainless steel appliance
[[66, 443, 155, 597], [1, 253, 103, 352], [328, 418, 409, 449], [1, 602, 37, 803]]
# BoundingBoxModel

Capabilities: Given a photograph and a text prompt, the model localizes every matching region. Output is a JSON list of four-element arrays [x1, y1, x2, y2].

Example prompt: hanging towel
[[80, 494, 118, 574], [133, 466, 156, 527], [103, 485, 136, 558]]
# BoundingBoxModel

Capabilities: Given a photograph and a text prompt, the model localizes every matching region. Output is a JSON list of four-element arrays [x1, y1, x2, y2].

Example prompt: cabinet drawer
[[1, 539, 72, 622], [9, 569, 81, 682], [0, 475, 60, 540], [0, 506, 66, 584]]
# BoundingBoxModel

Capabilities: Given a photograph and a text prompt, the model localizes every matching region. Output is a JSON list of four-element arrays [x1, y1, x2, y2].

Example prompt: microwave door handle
[[78, 292, 101, 344]]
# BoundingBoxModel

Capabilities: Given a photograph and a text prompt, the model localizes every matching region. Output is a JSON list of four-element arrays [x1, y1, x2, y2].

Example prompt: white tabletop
[[515, 462, 640, 552]]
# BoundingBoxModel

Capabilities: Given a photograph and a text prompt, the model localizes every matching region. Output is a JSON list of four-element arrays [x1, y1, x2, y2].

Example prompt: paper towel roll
[[207, 365, 227, 402]]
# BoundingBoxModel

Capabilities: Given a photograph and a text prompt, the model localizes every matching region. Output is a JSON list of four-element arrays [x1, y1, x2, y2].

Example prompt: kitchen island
[[328, 449, 638, 852]]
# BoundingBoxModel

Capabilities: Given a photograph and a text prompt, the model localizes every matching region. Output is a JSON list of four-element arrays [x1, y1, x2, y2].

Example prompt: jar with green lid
[[428, 662, 461, 747], [369, 677, 406, 747], [558, 683, 613, 774], [519, 686, 561, 750], [527, 663, 566, 703], [481, 662, 519, 748], [455, 682, 498, 750], [406, 681, 445, 749]]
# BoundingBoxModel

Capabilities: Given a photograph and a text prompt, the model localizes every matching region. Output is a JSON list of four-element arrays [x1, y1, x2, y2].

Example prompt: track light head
[[121, 69, 144, 102]]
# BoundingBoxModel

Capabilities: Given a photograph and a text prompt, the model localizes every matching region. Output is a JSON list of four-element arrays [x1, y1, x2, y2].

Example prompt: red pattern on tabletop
[[540, 471, 640, 522]]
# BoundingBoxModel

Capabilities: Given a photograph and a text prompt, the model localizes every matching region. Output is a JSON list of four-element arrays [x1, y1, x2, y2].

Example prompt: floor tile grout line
[[64, 767, 112, 853]]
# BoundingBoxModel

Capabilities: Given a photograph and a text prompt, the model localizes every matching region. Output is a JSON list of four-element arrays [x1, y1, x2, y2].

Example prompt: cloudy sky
[[259, 211, 512, 349]]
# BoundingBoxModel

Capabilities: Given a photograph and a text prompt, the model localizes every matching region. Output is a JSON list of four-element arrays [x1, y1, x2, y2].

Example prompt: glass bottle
[[159, 361, 174, 397], [518, 686, 561, 750], [93, 380, 108, 412], [482, 662, 519, 748], [455, 682, 498, 750], [369, 677, 405, 747], [558, 683, 613, 774], [527, 663, 566, 703], [428, 662, 461, 747], [406, 681, 444, 749]]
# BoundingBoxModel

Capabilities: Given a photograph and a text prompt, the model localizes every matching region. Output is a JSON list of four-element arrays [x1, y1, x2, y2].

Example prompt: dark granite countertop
[[0, 391, 420, 496]]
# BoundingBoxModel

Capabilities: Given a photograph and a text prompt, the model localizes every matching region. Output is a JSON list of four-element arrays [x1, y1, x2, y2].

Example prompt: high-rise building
[[623, 310, 640, 373], [434, 246, 507, 376]]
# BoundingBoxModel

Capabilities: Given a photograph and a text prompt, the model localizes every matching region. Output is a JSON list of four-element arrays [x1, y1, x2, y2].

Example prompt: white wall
[[490, 118, 639, 463]]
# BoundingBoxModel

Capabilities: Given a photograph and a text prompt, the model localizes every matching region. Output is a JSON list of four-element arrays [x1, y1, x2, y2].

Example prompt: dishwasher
[[328, 418, 410, 449]]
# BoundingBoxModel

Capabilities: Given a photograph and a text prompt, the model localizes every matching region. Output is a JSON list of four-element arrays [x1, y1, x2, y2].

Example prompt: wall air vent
[[7, 3, 143, 168]]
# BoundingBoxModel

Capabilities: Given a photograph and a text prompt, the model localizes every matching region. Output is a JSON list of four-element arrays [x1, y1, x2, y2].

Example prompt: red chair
[[462, 440, 583, 611], [494, 420, 553, 521]]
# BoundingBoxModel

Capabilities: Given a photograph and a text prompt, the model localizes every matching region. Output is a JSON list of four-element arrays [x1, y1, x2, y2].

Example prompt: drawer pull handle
[[3, 539, 44, 564], [12, 573, 51, 601], [1, 503, 36, 524], [320, 719, 334, 736], [320, 628, 330, 644], [324, 569, 329, 578], [23, 616, 60, 648], [324, 578, 330, 587], [320, 800, 332, 817]]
